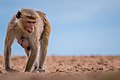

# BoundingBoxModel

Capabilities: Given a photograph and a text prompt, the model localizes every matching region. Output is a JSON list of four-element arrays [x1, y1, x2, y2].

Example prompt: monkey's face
[[23, 19, 36, 34], [16, 10, 38, 34]]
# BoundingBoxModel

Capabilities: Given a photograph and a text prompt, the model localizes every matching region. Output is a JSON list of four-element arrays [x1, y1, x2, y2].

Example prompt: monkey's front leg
[[4, 29, 16, 72], [18, 38, 40, 72], [4, 46, 16, 72], [24, 41, 39, 72]]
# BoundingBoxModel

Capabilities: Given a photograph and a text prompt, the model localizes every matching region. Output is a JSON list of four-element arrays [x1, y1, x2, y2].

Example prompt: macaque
[[18, 37, 30, 57], [4, 9, 51, 72]]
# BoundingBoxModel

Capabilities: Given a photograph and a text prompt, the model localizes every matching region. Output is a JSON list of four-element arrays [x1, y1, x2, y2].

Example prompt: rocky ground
[[0, 56, 120, 80]]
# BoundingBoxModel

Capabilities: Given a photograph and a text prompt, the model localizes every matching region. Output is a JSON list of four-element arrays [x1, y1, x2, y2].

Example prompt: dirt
[[0, 56, 120, 80]]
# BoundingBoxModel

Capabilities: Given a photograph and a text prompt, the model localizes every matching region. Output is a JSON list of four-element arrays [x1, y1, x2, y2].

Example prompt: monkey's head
[[16, 9, 39, 34]]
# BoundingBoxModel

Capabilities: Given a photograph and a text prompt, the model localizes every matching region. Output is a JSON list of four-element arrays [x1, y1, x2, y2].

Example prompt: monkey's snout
[[27, 30, 32, 33], [31, 27, 33, 30]]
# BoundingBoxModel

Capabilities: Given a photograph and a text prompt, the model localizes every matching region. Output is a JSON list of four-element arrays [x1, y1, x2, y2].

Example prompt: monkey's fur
[[4, 9, 51, 72]]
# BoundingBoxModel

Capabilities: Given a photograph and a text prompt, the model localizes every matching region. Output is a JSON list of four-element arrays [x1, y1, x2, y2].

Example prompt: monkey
[[4, 9, 51, 72], [17, 37, 31, 57]]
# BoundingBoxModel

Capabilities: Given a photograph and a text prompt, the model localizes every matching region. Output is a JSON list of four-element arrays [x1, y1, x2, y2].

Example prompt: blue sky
[[0, 0, 120, 56]]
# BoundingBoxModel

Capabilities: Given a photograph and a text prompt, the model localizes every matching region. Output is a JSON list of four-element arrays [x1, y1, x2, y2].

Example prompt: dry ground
[[0, 56, 120, 80]]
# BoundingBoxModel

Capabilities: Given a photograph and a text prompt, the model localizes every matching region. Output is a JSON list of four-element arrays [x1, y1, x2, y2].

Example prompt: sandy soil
[[0, 56, 120, 80]]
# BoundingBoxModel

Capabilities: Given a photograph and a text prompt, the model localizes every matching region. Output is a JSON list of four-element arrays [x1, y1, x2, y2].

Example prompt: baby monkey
[[18, 37, 30, 56]]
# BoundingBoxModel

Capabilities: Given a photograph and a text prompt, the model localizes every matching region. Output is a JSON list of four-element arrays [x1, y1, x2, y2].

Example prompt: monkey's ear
[[16, 10, 22, 19]]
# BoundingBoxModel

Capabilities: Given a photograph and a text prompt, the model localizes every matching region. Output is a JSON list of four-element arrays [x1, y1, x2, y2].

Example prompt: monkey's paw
[[33, 68, 45, 73], [37, 68, 45, 72], [5, 68, 19, 73]]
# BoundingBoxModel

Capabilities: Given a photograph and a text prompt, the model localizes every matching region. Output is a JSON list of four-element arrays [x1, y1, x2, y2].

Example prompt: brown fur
[[4, 9, 51, 72]]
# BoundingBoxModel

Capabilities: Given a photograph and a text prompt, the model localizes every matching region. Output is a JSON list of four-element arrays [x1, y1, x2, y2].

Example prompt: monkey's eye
[[22, 39, 24, 42], [27, 21, 31, 23], [27, 21, 36, 24]]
